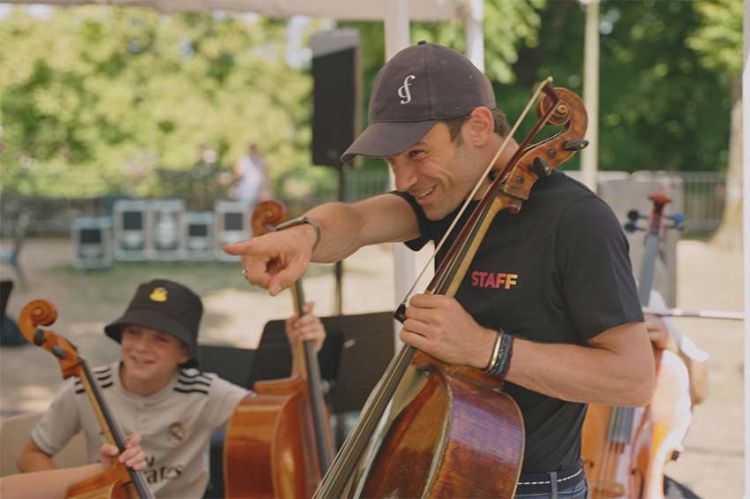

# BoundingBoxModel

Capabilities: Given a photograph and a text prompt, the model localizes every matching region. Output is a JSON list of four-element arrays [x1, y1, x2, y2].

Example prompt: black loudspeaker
[[311, 29, 360, 167]]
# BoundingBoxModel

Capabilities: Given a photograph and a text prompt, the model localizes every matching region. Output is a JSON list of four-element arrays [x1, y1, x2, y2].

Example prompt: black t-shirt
[[394, 171, 643, 473]]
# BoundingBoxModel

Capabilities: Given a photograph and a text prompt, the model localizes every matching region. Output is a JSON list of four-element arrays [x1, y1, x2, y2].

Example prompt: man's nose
[[392, 161, 417, 191]]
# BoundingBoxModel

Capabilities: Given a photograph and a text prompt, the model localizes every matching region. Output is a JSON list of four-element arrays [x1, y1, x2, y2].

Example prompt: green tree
[[0, 7, 318, 200], [345, 1, 732, 181], [500, 0, 732, 174], [687, 0, 742, 248]]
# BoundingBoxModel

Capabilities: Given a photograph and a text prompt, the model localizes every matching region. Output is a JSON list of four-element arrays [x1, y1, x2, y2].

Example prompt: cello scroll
[[18, 299, 154, 499]]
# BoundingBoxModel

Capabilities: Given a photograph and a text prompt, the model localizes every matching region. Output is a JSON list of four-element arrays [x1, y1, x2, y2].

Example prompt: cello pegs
[[51, 345, 68, 360], [562, 139, 589, 151], [33, 328, 46, 346], [627, 209, 642, 222], [532, 157, 551, 177], [623, 221, 644, 233], [668, 213, 685, 230]]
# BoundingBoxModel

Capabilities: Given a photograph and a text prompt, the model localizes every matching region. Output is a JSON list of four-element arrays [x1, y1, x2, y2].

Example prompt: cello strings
[[318, 78, 558, 498], [398, 77, 554, 304]]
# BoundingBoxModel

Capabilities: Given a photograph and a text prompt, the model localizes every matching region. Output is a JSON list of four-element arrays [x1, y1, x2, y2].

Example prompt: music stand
[[197, 344, 256, 389], [249, 311, 394, 414], [248, 321, 343, 390], [198, 344, 255, 499]]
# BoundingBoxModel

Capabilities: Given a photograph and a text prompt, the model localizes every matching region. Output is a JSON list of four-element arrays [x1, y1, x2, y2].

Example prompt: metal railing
[[0, 170, 727, 237], [675, 172, 727, 232]]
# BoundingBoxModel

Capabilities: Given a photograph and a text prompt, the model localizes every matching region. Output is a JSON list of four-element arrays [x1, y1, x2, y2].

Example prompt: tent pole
[[463, 0, 484, 71], [385, 0, 413, 352], [742, 0, 749, 494], [580, 0, 599, 192]]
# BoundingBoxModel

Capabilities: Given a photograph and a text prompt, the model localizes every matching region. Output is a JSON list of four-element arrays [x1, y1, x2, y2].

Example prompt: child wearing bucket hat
[[18, 279, 327, 498]]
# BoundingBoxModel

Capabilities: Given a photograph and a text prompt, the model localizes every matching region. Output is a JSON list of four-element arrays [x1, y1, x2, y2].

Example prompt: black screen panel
[[189, 223, 209, 237], [224, 213, 243, 231], [122, 211, 143, 230], [79, 228, 102, 244]]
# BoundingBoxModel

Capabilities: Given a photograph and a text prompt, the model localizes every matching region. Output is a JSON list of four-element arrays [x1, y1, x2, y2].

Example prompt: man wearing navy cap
[[227, 42, 654, 498]]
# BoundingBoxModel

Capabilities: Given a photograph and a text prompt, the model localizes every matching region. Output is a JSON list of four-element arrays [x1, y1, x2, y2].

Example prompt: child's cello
[[18, 299, 154, 499], [222, 200, 334, 499]]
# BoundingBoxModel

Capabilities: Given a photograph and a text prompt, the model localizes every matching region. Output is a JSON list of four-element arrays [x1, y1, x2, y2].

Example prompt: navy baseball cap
[[341, 41, 496, 163]]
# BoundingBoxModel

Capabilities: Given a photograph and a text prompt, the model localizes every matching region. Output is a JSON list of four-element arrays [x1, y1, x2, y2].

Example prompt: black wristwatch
[[275, 215, 321, 249]]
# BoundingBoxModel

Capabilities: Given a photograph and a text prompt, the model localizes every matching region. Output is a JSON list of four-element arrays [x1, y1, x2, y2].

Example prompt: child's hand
[[644, 314, 676, 352], [99, 433, 147, 471], [285, 302, 326, 352]]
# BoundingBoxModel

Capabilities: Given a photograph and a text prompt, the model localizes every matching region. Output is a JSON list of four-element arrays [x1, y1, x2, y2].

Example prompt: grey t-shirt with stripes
[[31, 362, 248, 498]]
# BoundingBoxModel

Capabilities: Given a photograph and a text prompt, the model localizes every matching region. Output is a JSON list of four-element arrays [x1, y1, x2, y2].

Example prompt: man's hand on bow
[[400, 294, 497, 369]]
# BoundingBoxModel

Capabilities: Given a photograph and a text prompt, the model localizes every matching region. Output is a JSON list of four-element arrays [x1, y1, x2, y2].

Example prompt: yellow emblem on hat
[[149, 287, 168, 302]]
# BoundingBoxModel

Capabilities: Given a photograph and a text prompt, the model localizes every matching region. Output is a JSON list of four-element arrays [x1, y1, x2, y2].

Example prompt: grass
[[50, 259, 334, 308]]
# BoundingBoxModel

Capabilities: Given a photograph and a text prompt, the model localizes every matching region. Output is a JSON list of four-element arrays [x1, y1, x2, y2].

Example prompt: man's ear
[[465, 107, 495, 145]]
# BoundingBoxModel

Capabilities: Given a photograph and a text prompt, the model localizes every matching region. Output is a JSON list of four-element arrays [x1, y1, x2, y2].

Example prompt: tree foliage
[[0, 1, 736, 199], [687, 0, 742, 75], [497, 0, 732, 173], [348, 0, 731, 175], [0, 7, 318, 197]]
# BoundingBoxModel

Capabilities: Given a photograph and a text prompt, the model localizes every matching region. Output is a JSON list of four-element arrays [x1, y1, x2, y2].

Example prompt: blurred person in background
[[232, 142, 271, 208]]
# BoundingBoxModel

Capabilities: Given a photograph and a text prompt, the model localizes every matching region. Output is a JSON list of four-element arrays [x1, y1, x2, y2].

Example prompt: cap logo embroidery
[[398, 75, 416, 104], [149, 287, 168, 302]]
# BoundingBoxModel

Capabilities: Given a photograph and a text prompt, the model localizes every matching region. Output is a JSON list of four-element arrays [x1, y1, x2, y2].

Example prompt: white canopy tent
[[3, 0, 465, 21]]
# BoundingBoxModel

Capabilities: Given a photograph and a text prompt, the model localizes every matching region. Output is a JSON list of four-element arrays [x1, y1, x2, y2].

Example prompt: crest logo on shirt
[[150, 287, 168, 302], [470, 271, 519, 290], [167, 422, 185, 443]]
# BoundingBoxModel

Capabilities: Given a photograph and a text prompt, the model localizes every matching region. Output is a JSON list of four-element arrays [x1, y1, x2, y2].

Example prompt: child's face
[[120, 324, 189, 386]]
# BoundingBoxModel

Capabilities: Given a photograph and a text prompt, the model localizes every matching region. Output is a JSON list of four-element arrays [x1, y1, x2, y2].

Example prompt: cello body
[[65, 466, 139, 499], [359, 356, 524, 498], [582, 402, 648, 498], [641, 348, 691, 499], [223, 200, 334, 499], [223, 376, 321, 499], [582, 348, 690, 499]]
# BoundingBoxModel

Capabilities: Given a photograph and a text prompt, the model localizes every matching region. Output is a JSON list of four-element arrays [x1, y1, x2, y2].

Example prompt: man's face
[[120, 324, 189, 388], [386, 122, 483, 220]]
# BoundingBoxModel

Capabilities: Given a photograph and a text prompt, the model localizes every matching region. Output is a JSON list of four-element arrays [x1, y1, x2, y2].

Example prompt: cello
[[314, 80, 588, 498], [18, 299, 154, 499], [223, 200, 334, 499], [582, 191, 692, 498]]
